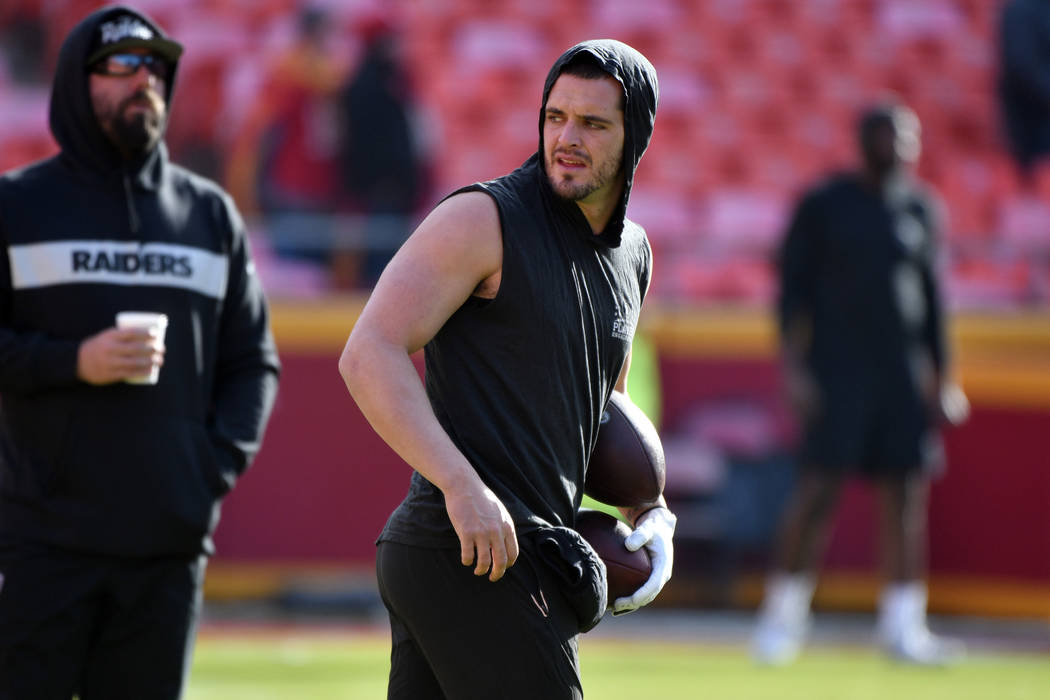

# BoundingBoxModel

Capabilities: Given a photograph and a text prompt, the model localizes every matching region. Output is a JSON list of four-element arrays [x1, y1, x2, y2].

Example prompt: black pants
[[0, 541, 205, 700], [377, 541, 583, 700]]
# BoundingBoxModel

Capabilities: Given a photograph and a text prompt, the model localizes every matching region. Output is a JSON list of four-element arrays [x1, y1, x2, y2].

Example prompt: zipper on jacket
[[122, 174, 141, 234]]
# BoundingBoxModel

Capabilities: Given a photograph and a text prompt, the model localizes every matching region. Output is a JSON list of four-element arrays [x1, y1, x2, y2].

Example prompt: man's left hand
[[611, 506, 676, 614], [938, 382, 970, 427]]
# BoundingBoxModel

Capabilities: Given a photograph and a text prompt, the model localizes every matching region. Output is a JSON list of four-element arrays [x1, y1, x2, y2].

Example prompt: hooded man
[[339, 40, 675, 699], [0, 7, 280, 698]]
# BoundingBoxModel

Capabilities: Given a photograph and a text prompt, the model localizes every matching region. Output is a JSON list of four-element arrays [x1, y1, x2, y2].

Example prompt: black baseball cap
[[85, 9, 183, 67]]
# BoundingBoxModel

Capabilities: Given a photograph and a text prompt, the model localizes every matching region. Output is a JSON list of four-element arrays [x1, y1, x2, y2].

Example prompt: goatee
[[111, 111, 162, 160], [106, 91, 165, 160], [549, 176, 597, 203]]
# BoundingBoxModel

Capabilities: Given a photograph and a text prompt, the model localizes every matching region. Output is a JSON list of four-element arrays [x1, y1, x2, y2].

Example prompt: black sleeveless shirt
[[378, 156, 652, 547]]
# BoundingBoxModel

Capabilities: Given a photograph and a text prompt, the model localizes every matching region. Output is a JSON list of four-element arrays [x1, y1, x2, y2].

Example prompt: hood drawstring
[[123, 174, 141, 234]]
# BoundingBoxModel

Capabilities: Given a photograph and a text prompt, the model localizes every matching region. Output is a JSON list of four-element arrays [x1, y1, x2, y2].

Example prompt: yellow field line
[[270, 301, 1050, 408], [729, 572, 1050, 619], [205, 561, 1050, 620]]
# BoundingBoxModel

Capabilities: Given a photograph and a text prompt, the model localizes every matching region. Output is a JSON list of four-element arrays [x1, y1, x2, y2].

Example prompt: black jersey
[[777, 173, 947, 472], [380, 157, 651, 547], [778, 173, 946, 388], [379, 40, 658, 547]]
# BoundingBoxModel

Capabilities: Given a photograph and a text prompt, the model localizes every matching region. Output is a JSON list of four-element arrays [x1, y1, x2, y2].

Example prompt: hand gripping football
[[575, 509, 652, 604], [585, 391, 665, 507]]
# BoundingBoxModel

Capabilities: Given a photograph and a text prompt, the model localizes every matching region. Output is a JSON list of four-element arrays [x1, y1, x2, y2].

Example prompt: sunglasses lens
[[144, 56, 170, 80], [93, 53, 169, 80], [109, 54, 141, 74]]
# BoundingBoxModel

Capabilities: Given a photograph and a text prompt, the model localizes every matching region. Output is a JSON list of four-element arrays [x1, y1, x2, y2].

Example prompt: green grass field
[[186, 630, 1050, 699]]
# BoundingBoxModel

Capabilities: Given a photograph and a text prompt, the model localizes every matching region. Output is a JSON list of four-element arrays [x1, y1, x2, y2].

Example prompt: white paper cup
[[116, 311, 168, 385]]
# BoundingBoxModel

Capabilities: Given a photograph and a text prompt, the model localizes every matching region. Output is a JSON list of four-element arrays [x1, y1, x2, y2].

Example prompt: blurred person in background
[[752, 102, 970, 666], [0, 1, 47, 85], [226, 4, 347, 268], [339, 40, 675, 699], [0, 7, 279, 697], [997, 0, 1050, 182], [336, 18, 428, 288]]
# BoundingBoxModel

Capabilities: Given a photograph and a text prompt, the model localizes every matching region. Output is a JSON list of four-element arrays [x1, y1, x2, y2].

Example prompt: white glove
[[611, 506, 676, 615]]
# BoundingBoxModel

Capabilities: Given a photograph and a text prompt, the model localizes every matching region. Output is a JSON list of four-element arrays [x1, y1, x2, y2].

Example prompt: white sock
[[759, 572, 816, 629], [878, 580, 927, 641]]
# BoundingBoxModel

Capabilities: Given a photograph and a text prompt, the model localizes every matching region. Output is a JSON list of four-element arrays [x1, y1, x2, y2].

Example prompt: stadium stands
[[0, 0, 1045, 307]]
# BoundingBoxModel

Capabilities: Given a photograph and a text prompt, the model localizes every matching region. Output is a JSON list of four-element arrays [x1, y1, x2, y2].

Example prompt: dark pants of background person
[[377, 540, 584, 700], [0, 541, 205, 700]]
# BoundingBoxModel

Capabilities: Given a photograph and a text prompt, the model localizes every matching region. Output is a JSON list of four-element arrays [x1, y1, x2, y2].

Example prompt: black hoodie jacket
[[380, 40, 659, 550], [0, 6, 280, 558]]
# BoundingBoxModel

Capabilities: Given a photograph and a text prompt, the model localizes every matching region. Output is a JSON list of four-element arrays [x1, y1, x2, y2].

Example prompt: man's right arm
[[777, 194, 820, 419], [338, 191, 519, 582], [0, 228, 80, 392]]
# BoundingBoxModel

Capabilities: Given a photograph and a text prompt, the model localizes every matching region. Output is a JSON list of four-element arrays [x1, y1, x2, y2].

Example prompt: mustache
[[119, 88, 164, 113], [553, 149, 590, 164]]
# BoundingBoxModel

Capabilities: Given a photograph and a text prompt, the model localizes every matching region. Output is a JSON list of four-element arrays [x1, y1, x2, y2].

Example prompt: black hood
[[538, 39, 659, 244], [49, 5, 181, 179]]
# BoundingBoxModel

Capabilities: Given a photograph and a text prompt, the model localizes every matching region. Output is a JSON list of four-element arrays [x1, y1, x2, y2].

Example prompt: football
[[585, 391, 665, 507], [575, 509, 652, 604]]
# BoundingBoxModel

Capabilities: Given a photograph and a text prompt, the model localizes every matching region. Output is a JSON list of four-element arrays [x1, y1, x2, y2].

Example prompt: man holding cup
[[112, 311, 169, 385], [0, 6, 280, 698]]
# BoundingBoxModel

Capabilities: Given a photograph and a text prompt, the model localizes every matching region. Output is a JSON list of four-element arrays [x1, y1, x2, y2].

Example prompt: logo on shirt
[[72, 249, 192, 277], [8, 240, 229, 299], [99, 17, 155, 46], [611, 312, 636, 341]]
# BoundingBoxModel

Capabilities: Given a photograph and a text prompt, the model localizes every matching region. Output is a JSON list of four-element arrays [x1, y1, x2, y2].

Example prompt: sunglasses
[[91, 53, 171, 80]]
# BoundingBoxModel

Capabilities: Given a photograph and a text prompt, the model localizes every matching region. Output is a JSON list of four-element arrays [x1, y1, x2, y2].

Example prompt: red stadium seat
[[0, 133, 57, 173], [946, 257, 1034, 309], [997, 196, 1050, 256], [701, 186, 790, 257]]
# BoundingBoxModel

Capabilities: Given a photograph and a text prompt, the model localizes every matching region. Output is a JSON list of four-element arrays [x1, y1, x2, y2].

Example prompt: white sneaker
[[877, 582, 964, 665], [751, 573, 815, 665], [883, 625, 966, 665], [752, 616, 808, 665]]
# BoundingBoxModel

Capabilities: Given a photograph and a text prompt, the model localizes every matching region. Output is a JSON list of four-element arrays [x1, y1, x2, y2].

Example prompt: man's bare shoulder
[[420, 190, 501, 240], [373, 190, 503, 302]]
